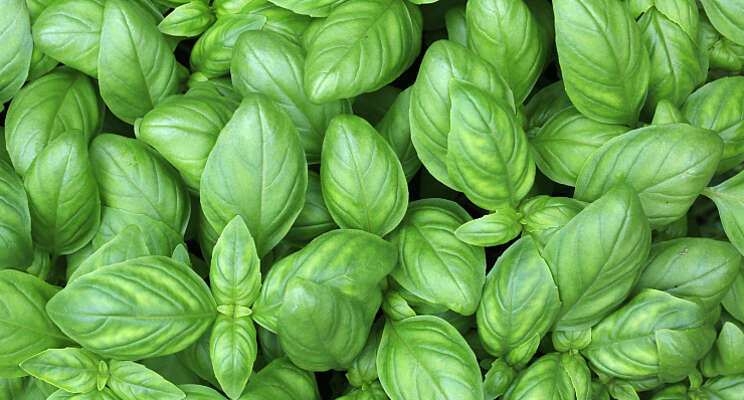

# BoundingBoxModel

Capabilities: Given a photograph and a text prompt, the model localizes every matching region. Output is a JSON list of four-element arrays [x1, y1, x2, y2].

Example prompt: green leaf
[[703, 169, 744, 257], [700, 321, 744, 376], [446, 80, 534, 210], [212, 0, 266, 17], [635, 238, 741, 310], [320, 115, 408, 236], [136, 93, 236, 190], [20, 348, 102, 393], [248, 4, 311, 44], [699, 0, 744, 46], [92, 207, 184, 257], [346, 320, 383, 387], [352, 86, 401, 126], [90, 134, 191, 236], [409, 40, 515, 190], [375, 87, 420, 181], [285, 171, 337, 244], [466, 0, 545, 102], [477, 237, 560, 360], [582, 290, 715, 387], [210, 315, 257, 399], [24, 132, 100, 255], [303, 0, 422, 102], [502, 353, 591, 400], [377, 315, 483, 400], [699, 375, 744, 398], [210, 216, 261, 308], [180, 384, 227, 400], [387, 199, 486, 315], [638, 8, 706, 112], [5, 68, 103, 176], [278, 278, 374, 371], [0, 160, 33, 268], [108, 360, 185, 400], [32, 0, 104, 77], [239, 357, 320, 400], [172, 244, 191, 266], [530, 107, 629, 187], [46, 256, 216, 360], [0, 0, 32, 104], [158, 2, 214, 37], [553, 0, 650, 125], [455, 210, 522, 247], [231, 30, 350, 164], [199, 94, 308, 257], [252, 229, 395, 332], [28, 46, 58, 81], [575, 124, 723, 228], [543, 185, 652, 330], [48, 387, 121, 400], [652, 99, 685, 125], [189, 14, 266, 78], [523, 81, 572, 136], [445, 6, 467, 46], [176, 331, 218, 387], [0, 270, 70, 377], [682, 77, 744, 173], [98, 0, 181, 123]]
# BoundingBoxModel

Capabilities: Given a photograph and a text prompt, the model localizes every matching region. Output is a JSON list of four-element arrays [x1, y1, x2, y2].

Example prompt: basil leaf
[[200, 94, 308, 257], [158, 2, 215, 38], [387, 199, 486, 315], [0, 270, 70, 377], [20, 348, 102, 393], [210, 216, 261, 308], [0, 160, 34, 268], [210, 314, 257, 399], [240, 357, 320, 400], [0, 0, 32, 104], [377, 315, 483, 400], [554, 0, 650, 125], [108, 360, 185, 400], [46, 256, 217, 360], [189, 14, 266, 79], [699, 0, 744, 46], [179, 384, 227, 400], [502, 353, 591, 400], [320, 115, 409, 236], [285, 171, 337, 244], [303, 0, 422, 103], [98, 0, 181, 123]]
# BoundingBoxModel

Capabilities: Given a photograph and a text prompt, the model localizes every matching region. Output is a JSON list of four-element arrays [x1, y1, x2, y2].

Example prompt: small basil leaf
[[375, 87, 421, 182], [20, 348, 102, 394], [285, 171, 337, 244], [210, 216, 261, 307], [210, 315, 257, 399], [240, 358, 320, 400], [108, 360, 185, 400], [455, 211, 522, 247], [189, 14, 266, 79], [158, 2, 215, 37]]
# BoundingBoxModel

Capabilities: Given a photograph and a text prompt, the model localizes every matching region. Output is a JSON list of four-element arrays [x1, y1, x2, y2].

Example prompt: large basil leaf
[[108, 360, 184, 400], [278, 278, 374, 371], [32, 0, 103, 77], [252, 229, 395, 332], [553, 0, 650, 125], [699, 0, 744, 46], [231, 30, 350, 164], [98, 0, 181, 123], [377, 315, 483, 400], [320, 115, 408, 236], [19, 348, 102, 394], [582, 289, 715, 388], [543, 185, 651, 330], [210, 216, 261, 308], [90, 134, 191, 236], [200, 94, 308, 257], [285, 171, 336, 244], [190, 14, 266, 79], [387, 199, 486, 316], [575, 124, 723, 228], [24, 132, 100, 255], [0, 160, 33, 269], [409, 40, 514, 190], [136, 94, 237, 190], [638, 8, 705, 113], [303, 0, 422, 103], [266, 0, 344, 17], [239, 357, 320, 400], [5, 68, 103, 176], [502, 352, 591, 400], [682, 77, 744, 173], [477, 237, 560, 360], [375, 87, 420, 181], [0, 0, 32, 104], [635, 238, 741, 310], [0, 270, 70, 377], [446, 80, 534, 210], [210, 315, 257, 399], [530, 107, 629, 187], [46, 256, 216, 360], [466, 0, 545, 102]]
